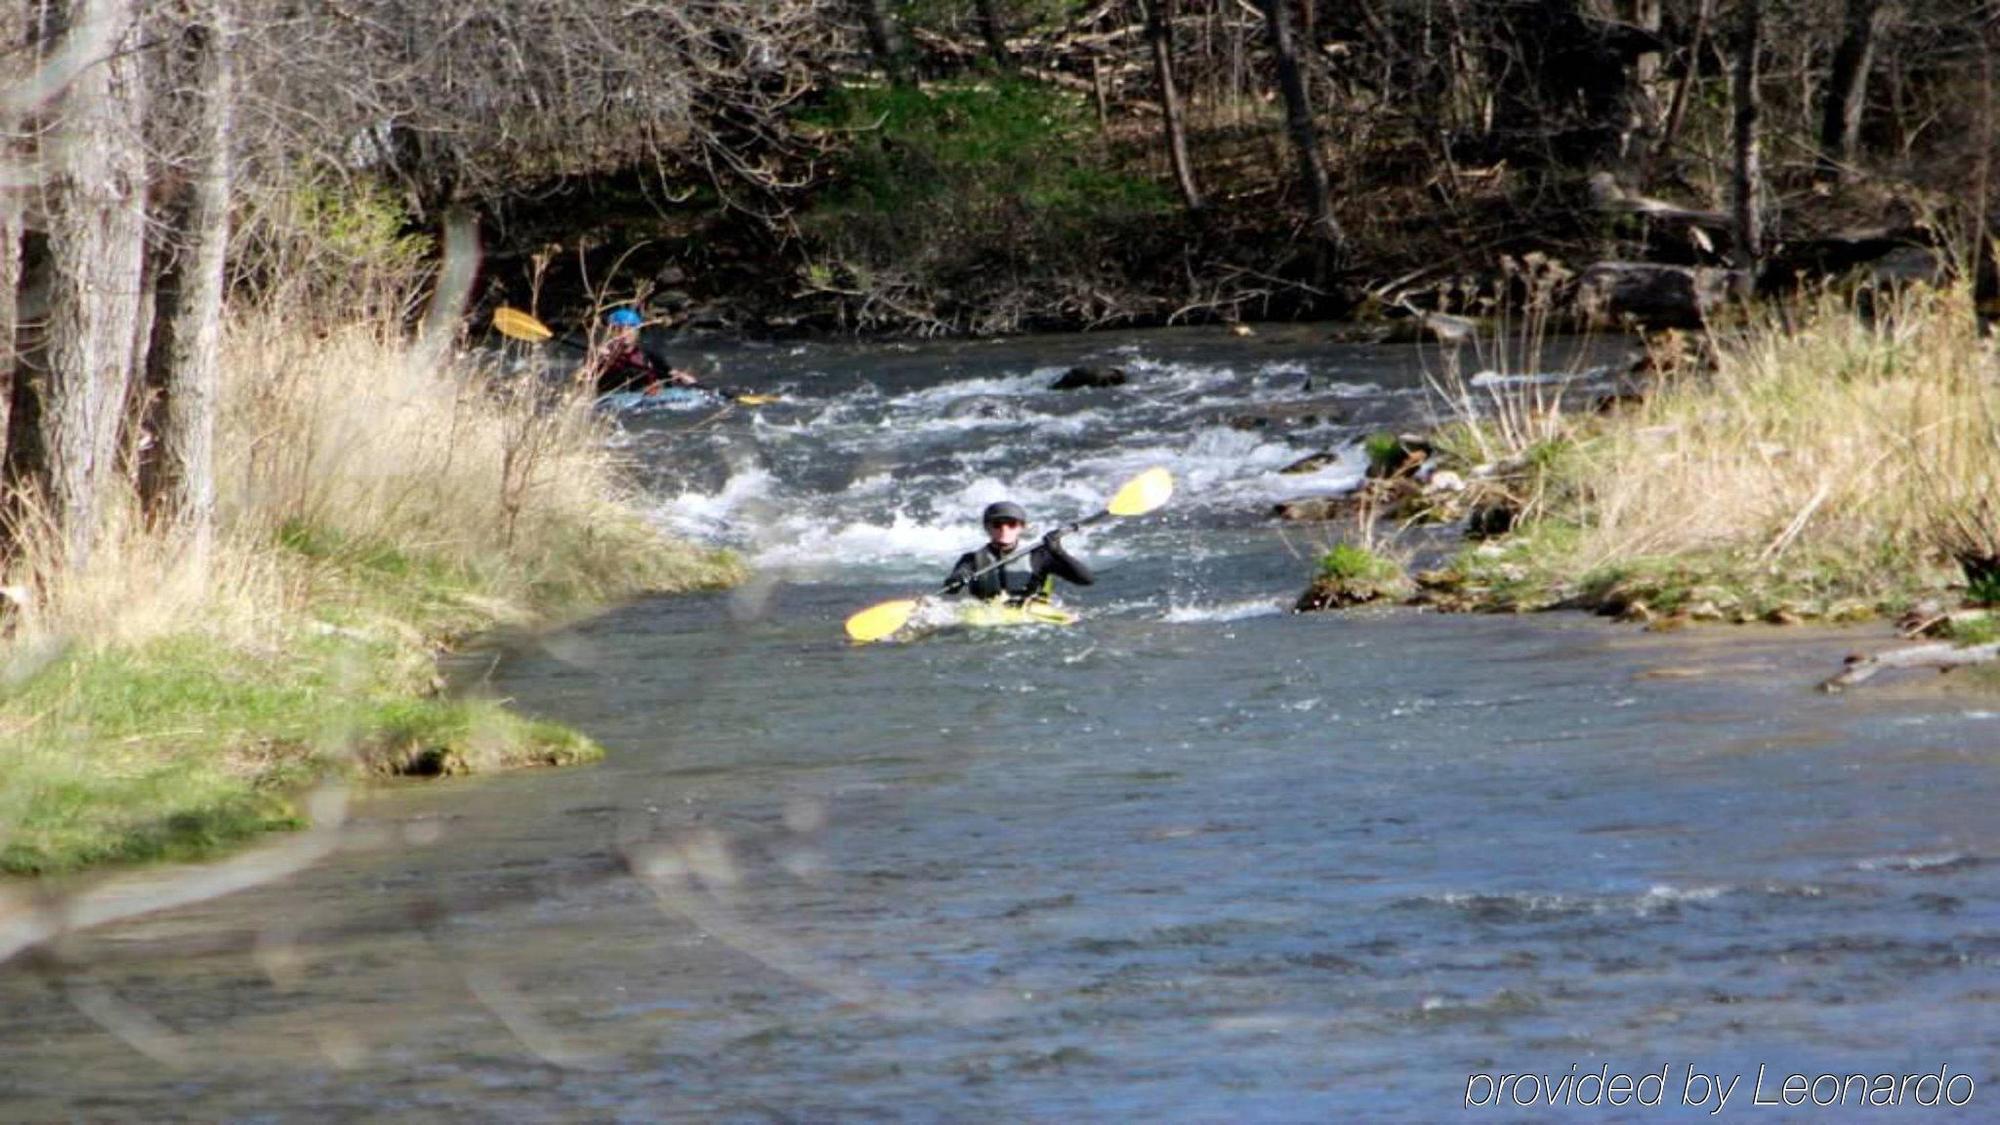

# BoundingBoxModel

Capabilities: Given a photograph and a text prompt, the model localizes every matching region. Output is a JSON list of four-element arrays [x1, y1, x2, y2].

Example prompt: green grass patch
[[796, 77, 1174, 322], [802, 78, 1167, 221], [1944, 613, 2000, 647], [357, 697, 601, 778], [1967, 569, 2000, 608], [1362, 432, 1403, 476], [0, 518, 732, 877], [1439, 526, 1938, 621], [1317, 543, 1402, 584]]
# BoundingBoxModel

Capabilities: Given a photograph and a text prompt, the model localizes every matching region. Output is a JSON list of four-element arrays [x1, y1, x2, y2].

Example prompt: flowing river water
[[5, 327, 2000, 1121]]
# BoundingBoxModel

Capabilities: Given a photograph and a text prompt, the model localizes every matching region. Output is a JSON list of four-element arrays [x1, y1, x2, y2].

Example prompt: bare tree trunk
[[1258, 0, 1347, 261], [1144, 0, 1204, 212], [0, 166, 18, 478], [973, 0, 1011, 68], [143, 2, 232, 571], [1649, 0, 1713, 184], [855, 0, 912, 87], [1977, 12, 1997, 336], [36, 0, 147, 569], [1730, 0, 1762, 284], [0, 5, 30, 482], [1816, 0, 1883, 181], [1297, 0, 1315, 103]]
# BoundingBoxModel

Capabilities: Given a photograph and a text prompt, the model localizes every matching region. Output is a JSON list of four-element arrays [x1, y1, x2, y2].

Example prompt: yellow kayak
[[886, 596, 1079, 640], [953, 598, 1080, 629]]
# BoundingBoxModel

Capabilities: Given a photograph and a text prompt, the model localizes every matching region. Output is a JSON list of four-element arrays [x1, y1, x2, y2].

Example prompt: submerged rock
[[1576, 261, 1744, 329], [1273, 496, 1347, 522], [1280, 451, 1343, 474], [1465, 500, 1519, 539], [945, 394, 1014, 420], [1271, 477, 1422, 522], [1225, 401, 1350, 431], [1051, 366, 1127, 390], [1296, 569, 1414, 611]]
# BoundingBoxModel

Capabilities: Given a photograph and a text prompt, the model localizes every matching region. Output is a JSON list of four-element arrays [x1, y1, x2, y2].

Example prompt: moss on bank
[[0, 523, 738, 877]]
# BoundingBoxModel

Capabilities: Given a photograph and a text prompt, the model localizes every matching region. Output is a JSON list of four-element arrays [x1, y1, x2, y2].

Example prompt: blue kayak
[[594, 387, 722, 414]]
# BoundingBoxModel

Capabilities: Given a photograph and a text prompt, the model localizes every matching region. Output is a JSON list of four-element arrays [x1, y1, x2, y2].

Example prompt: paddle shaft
[[944, 511, 1110, 592]]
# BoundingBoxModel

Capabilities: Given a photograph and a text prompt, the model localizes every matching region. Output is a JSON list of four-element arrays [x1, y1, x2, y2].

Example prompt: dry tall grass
[[1452, 284, 2000, 612], [1571, 287, 1994, 578], [4, 309, 730, 652]]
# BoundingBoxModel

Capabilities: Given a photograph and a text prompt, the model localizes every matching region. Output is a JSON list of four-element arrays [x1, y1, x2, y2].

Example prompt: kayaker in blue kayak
[[582, 307, 700, 396], [944, 500, 1094, 603]]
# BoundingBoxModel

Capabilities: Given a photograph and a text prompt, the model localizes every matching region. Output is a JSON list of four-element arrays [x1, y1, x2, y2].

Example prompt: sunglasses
[[986, 518, 1024, 529]]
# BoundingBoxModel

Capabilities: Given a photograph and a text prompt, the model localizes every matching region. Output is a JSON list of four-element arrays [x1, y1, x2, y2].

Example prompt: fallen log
[[1819, 640, 2000, 693]]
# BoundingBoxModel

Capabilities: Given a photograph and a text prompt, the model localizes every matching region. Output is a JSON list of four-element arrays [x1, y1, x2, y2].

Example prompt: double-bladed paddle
[[490, 307, 782, 406], [843, 467, 1175, 644]]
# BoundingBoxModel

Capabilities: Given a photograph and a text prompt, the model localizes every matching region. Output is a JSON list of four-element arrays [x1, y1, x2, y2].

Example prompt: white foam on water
[[1308, 380, 1387, 397], [650, 464, 779, 542], [1641, 883, 1729, 904], [1468, 363, 1624, 389], [648, 457, 1145, 580], [1855, 852, 1974, 872], [638, 351, 1403, 581], [1255, 360, 1310, 377], [1162, 598, 1288, 624], [1052, 429, 1368, 509], [746, 513, 972, 576], [890, 369, 1061, 408]]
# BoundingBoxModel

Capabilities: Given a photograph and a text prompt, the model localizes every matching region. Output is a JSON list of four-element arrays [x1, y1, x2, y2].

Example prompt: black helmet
[[982, 500, 1028, 528]]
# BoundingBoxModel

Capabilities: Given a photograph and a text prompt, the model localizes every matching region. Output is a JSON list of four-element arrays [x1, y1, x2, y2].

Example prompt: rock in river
[[1051, 366, 1127, 390]]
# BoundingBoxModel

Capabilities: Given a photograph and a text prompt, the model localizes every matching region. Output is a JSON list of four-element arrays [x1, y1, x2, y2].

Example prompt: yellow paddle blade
[[1106, 467, 1175, 517], [733, 394, 783, 406], [845, 598, 920, 643], [493, 306, 554, 341]]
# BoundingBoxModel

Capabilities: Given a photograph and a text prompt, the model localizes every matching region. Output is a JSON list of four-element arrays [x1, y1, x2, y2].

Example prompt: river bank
[[1291, 285, 2000, 658], [0, 318, 739, 877]]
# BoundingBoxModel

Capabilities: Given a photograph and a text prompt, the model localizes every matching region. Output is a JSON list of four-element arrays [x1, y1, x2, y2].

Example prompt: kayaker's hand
[[1041, 529, 1066, 552]]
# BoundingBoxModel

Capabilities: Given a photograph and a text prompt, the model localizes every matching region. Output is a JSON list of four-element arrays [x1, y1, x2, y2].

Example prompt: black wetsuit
[[945, 536, 1094, 601]]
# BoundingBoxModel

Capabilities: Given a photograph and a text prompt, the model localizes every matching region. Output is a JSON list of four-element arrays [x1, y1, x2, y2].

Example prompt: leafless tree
[[1731, 0, 1763, 280], [1817, 0, 1886, 180], [1258, 0, 1346, 262], [140, 0, 235, 570], [0, 8, 27, 473], [974, 0, 1012, 68], [1143, 0, 1204, 213], [11, 0, 149, 570], [855, 0, 914, 85]]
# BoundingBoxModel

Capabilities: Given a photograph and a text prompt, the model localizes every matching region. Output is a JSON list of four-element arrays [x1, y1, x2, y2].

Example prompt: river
[[4, 326, 1998, 1121]]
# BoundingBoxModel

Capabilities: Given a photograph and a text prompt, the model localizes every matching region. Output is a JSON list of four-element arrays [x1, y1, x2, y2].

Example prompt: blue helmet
[[606, 307, 643, 329]]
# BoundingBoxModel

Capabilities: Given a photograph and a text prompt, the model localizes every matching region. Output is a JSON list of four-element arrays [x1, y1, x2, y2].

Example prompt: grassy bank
[[0, 317, 739, 876], [1413, 286, 1998, 624]]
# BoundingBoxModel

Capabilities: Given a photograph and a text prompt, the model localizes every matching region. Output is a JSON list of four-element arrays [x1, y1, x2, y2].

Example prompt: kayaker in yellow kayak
[[944, 501, 1094, 604]]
